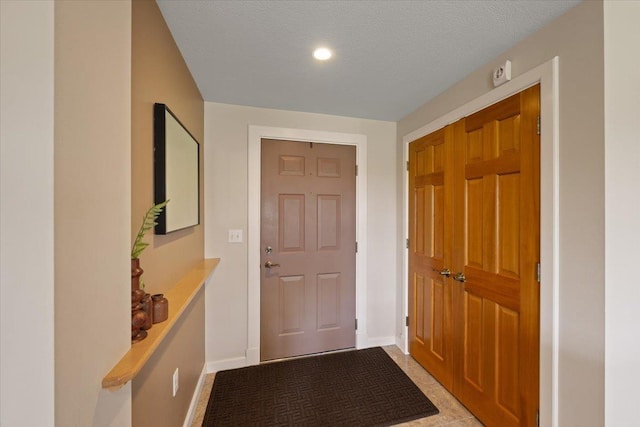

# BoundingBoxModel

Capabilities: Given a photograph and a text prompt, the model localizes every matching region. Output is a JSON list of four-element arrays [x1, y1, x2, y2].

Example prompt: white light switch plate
[[228, 229, 243, 243]]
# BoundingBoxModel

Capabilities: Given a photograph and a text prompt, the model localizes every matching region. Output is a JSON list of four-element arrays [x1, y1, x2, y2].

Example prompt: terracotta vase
[[131, 288, 148, 342], [131, 259, 148, 342], [140, 293, 153, 330], [131, 258, 143, 291], [152, 294, 168, 323]]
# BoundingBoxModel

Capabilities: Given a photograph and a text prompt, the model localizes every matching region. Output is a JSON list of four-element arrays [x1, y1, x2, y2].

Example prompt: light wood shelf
[[102, 258, 220, 390]]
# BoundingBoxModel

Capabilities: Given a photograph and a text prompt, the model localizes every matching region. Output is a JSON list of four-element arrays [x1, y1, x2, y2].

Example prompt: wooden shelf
[[102, 258, 220, 390]]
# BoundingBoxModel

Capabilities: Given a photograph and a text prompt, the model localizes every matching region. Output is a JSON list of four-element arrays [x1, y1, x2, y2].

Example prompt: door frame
[[401, 57, 559, 427], [248, 126, 368, 365]]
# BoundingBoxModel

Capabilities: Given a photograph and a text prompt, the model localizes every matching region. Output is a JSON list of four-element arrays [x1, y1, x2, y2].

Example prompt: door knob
[[433, 268, 451, 278], [264, 261, 280, 269], [453, 272, 466, 283]]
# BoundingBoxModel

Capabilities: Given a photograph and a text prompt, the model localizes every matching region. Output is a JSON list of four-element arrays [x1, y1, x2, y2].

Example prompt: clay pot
[[152, 294, 168, 323], [131, 307, 148, 343], [131, 258, 143, 291], [140, 293, 153, 330], [131, 287, 148, 343], [131, 287, 145, 305]]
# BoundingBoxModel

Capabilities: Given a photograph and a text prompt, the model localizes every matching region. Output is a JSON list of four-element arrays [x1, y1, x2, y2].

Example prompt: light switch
[[228, 229, 243, 243]]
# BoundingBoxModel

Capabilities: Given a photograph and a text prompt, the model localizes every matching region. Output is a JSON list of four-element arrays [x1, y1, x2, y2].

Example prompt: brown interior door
[[452, 85, 540, 427], [409, 85, 540, 426], [408, 127, 454, 390], [260, 139, 356, 361]]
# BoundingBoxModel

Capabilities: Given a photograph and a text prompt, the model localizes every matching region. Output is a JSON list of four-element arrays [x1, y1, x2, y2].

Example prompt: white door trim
[[247, 126, 368, 365], [401, 57, 559, 427]]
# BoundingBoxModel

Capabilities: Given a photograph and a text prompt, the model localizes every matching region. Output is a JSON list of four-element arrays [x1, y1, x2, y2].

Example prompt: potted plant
[[131, 200, 169, 289], [131, 200, 168, 342]]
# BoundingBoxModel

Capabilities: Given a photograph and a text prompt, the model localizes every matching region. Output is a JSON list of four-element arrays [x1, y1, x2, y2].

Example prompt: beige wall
[[604, 1, 640, 424], [131, 0, 204, 292], [131, 1, 205, 426], [397, 2, 605, 426], [204, 102, 397, 363], [132, 290, 205, 427], [54, 1, 132, 426], [0, 2, 55, 425]]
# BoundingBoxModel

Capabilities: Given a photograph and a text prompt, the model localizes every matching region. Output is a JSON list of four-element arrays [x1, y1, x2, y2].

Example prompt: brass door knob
[[453, 272, 466, 283], [433, 268, 451, 278]]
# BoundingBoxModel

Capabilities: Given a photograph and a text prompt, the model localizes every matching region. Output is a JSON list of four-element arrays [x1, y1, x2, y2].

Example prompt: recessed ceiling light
[[313, 47, 332, 61]]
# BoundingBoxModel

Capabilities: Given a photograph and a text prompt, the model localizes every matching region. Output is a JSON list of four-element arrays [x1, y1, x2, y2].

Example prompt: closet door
[[452, 85, 540, 427], [408, 85, 540, 427], [408, 127, 454, 390]]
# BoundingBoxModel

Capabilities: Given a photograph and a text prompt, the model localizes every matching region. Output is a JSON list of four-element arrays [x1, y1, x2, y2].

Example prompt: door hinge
[[405, 316, 409, 327], [537, 116, 541, 135], [406, 160, 410, 171], [537, 262, 541, 283], [406, 238, 409, 249], [355, 164, 358, 176], [536, 409, 539, 427], [355, 318, 358, 330], [355, 241, 358, 253]]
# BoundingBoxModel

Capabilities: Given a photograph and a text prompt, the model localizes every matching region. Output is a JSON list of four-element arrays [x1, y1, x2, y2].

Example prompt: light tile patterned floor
[[191, 345, 483, 426]]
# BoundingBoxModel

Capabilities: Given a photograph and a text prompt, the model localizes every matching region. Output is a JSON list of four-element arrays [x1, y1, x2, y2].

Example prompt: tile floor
[[190, 345, 483, 426]]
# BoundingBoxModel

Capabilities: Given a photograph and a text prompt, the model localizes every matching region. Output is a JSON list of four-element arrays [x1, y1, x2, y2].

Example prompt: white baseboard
[[395, 335, 409, 354], [364, 335, 396, 348], [182, 363, 207, 427], [357, 335, 396, 349], [206, 356, 248, 373]]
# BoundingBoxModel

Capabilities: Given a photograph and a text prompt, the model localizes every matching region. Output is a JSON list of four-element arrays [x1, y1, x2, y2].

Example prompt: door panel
[[453, 86, 540, 426], [462, 293, 484, 391], [279, 194, 305, 251], [408, 85, 540, 426], [317, 195, 341, 250], [261, 139, 356, 361], [408, 127, 454, 391], [317, 272, 340, 329], [279, 275, 304, 334]]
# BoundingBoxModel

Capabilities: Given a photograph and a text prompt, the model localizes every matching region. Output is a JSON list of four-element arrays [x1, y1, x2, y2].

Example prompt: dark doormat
[[202, 347, 438, 426]]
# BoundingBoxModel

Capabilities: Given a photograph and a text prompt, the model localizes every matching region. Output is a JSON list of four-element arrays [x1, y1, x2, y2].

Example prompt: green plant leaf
[[131, 200, 169, 259]]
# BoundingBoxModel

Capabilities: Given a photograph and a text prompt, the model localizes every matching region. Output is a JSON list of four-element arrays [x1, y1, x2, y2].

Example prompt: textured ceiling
[[157, 0, 580, 121]]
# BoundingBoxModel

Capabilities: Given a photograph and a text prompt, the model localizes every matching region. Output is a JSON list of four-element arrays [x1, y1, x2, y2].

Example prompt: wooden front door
[[260, 139, 357, 361], [409, 85, 540, 427]]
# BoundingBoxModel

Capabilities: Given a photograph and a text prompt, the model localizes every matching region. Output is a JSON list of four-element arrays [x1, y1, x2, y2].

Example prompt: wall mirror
[[153, 103, 200, 234]]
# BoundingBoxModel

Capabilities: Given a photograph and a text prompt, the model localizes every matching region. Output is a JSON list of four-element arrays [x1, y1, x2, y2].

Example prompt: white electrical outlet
[[172, 368, 179, 397], [228, 229, 243, 243]]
